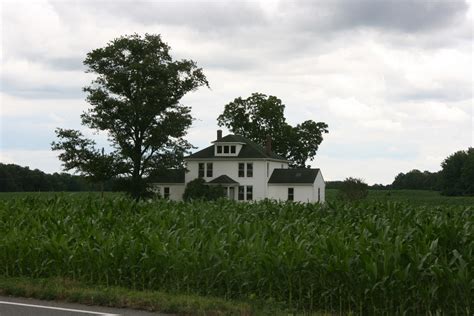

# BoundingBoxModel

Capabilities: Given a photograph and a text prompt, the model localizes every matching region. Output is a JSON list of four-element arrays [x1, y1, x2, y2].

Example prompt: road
[[0, 296, 170, 316]]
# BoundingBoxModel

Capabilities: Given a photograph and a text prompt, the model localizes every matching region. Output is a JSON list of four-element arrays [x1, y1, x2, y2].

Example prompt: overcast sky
[[1, 0, 473, 184]]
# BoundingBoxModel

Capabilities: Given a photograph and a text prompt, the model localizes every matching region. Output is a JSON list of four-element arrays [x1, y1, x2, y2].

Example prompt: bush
[[338, 177, 368, 201], [183, 178, 226, 201]]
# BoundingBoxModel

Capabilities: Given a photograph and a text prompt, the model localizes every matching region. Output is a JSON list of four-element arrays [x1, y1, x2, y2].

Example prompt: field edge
[[0, 276, 283, 316]]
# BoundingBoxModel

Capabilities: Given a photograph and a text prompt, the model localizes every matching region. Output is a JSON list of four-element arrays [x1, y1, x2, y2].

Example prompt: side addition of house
[[152, 130, 325, 203]]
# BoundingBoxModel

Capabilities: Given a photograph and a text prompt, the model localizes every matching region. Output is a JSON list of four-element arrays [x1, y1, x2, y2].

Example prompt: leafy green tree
[[338, 177, 369, 201], [392, 169, 441, 190], [217, 93, 328, 167], [441, 147, 474, 196], [183, 178, 226, 201], [52, 34, 208, 199]]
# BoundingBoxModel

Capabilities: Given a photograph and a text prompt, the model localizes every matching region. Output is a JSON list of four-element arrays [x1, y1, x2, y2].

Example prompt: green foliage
[[391, 169, 441, 190], [0, 163, 113, 192], [183, 178, 226, 201], [52, 34, 208, 199], [441, 147, 474, 196], [217, 93, 328, 167], [337, 177, 369, 201], [1, 196, 472, 314]]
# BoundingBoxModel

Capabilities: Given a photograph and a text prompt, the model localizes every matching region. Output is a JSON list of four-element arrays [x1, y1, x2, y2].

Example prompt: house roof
[[268, 168, 320, 184], [149, 169, 185, 183], [186, 134, 287, 161], [212, 134, 247, 143], [207, 175, 238, 184]]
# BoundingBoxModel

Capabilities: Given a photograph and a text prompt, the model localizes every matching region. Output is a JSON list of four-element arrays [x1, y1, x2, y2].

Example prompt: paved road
[[0, 296, 171, 316]]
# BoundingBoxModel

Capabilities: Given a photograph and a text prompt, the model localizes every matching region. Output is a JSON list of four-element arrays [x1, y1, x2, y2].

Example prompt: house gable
[[185, 134, 287, 161]]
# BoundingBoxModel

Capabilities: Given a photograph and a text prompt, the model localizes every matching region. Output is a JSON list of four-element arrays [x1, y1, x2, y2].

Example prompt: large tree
[[440, 147, 474, 196], [52, 34, 208, 199], [217, 93, 328, 167]]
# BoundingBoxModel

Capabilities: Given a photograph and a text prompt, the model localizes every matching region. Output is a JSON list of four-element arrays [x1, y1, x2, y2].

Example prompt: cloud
[[50, 0, 266, 32], [283, 0, 469, 34]]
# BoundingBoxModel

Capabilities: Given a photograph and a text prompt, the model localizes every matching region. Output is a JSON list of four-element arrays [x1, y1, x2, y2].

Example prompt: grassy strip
[[0, 277, 275, 315]]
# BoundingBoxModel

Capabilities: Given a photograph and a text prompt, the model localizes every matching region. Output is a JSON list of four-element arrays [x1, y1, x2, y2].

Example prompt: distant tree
[[52, 34, 208, 199], [217, 93, 328, 167], [440, 148, 474, 196], [0, 163, 101, 192], [183, 178, 226, 201], [391, 169, 441, 191], [338, 177, 369, 201]]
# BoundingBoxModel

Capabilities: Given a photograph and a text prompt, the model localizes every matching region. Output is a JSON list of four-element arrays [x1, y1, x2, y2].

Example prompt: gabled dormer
[[212, 130, 245, 157], [185, 130, 288, 162]]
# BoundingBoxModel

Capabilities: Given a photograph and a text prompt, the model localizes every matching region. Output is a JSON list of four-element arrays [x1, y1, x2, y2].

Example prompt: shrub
[[183, 178, 225, 201], [338, 177, 368, 201]]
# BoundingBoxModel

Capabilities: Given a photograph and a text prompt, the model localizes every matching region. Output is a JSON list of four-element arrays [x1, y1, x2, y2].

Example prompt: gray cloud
[[1, 80, 85, 99], [286, 0, 469, 34], [50, 0, 266, 32]]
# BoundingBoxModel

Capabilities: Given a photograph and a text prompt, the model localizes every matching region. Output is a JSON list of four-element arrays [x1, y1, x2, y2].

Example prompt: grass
[[1, 195, 472, 315], [0, 276, 261, 315]]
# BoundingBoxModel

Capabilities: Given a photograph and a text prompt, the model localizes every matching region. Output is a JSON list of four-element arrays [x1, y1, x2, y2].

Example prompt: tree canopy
[[0, 163, 110, 192], [52, 34, 208, 199], [440, 147, 474, 196], [217, 93, 328, 167], [391, 169, 441, 191]]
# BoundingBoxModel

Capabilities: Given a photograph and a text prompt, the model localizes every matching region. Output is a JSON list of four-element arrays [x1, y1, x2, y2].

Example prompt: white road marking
[[0, 301, 120, 315]]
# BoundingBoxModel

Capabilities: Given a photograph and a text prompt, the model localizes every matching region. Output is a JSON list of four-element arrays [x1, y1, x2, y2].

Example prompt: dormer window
[[215, 143, 241, 156]]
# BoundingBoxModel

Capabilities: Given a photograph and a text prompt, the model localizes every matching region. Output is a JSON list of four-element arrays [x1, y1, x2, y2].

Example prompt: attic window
[[230, 145, 236, 153], [224, 146, 229, 154], [217, 146, 222, 154]]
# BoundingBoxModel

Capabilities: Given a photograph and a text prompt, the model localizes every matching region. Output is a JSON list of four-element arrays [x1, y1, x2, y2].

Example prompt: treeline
[[393, 148, 473, 196], [327, 181, 390, 190], [392, 170, 441, 191], [0, 163, 114, 192], [328, 148, 473, 196]]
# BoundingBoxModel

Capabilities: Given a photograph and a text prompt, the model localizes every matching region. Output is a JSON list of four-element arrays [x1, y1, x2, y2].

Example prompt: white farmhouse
[[152, 130, 325, 202]]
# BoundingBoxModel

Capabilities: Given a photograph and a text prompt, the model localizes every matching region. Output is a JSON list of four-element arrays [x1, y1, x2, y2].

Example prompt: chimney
[[265, 135, 272, 155], [217, 129, 223, 141]]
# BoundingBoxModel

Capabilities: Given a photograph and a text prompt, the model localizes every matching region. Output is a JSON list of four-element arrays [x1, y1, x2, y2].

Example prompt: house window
[[288, 188, 294, 201], [217, 146, 222, 154], [230, 145, 236, 153], [246, 185, 253, 200], [246, 163, 253, 177], [206, 163, 213, 177], [198, 163, 205, 178], [318, 188, 321, 202], [164, 187, 170, 199], [238, 186, 245, 200], [224, 146, 229, 153], [238, 163, 245, 177]]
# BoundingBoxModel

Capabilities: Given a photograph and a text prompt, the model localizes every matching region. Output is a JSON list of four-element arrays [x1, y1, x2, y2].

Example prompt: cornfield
[[1, 195, 472, 314]]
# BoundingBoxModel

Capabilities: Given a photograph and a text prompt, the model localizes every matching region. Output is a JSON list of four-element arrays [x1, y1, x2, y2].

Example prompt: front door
[[228, 187, 235, 200]]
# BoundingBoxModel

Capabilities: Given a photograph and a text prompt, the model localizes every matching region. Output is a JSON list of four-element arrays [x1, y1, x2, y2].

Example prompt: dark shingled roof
[[212, 134, 247, 143], [150, 169, 185, 183], [207, 175, 238, 184], [268, 168, 320, 184], [186, 134, 287, 161]]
